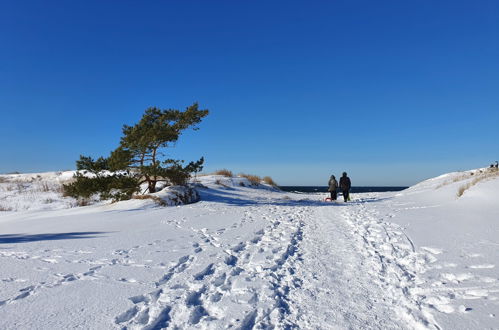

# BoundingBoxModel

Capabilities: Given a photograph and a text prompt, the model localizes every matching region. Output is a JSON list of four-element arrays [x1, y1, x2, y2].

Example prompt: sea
[[278, 186, 408, 193]]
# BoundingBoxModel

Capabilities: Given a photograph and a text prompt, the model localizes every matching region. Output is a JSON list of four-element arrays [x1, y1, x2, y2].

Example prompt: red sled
[[324, 197, 332, 202]]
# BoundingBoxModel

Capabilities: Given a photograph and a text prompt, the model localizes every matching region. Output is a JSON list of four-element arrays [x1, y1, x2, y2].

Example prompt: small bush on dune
[[239, 173, 261, 186], [214, 169, 233, 177]]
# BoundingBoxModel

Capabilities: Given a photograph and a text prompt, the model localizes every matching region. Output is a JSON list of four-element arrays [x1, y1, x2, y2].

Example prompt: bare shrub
[[239, 173, 261, 186], [263, 176, 277, 186], [214, 169, 233, 177], [55, 185, 66, 194], [77, 199, 91, 207], [215, 179, 229, 188]]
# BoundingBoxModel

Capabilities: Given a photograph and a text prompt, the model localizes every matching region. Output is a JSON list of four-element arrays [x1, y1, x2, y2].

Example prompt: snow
[[0, 169, 498, 329]]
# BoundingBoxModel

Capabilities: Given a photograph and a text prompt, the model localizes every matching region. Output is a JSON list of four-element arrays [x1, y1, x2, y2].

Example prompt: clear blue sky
[[1, 1, 498, 186]]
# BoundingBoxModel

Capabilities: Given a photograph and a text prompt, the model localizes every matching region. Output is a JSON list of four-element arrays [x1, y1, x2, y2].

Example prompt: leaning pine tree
[[111, 103, 209, 192], [64, 103, 209, 201]]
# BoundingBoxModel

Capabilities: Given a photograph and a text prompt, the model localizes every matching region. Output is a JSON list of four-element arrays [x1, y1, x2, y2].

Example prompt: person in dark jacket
[[327, 175, 338, 201], [339, 172, 351, 202]]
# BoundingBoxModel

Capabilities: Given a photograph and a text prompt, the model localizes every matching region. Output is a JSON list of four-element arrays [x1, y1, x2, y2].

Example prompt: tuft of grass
[[0, 177, 8, 183], [239, 173, 261, 186], [262, 176, 277, 186], [456, 184, 468, 198], [214, 169, 233, 177]]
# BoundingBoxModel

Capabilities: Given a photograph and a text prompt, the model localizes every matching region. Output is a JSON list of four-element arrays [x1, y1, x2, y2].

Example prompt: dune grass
[[457, 167, 499, 198], [214, 169, 233, 177], [239, 173, 261, 186]]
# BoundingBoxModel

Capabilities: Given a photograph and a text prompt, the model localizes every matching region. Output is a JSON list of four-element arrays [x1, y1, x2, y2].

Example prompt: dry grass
[[214, 169, 233, 177], [132, 194, 167, 206], [262, 176, 277, 186], [40, 182, 50, 192], [457, 167, 499, 197], [437, 169, 488, 189], [0, 177, 8, 183], [239, 173, 261, 186], [0, 205, 13, 211]]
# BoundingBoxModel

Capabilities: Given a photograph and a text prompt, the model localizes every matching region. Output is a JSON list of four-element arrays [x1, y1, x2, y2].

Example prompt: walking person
[[328, 175, 338, 201], [339, 172, 351, 202]]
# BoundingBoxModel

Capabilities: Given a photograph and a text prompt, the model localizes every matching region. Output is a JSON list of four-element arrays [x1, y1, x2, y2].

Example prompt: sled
[[324, 197, 332, 202]]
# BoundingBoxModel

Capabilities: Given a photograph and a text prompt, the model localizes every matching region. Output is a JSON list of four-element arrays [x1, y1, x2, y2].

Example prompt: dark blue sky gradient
[[1, 1, 498, 185]]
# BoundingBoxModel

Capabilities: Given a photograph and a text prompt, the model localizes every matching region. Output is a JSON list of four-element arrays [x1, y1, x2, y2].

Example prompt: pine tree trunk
[[148, 181, 156, 193]]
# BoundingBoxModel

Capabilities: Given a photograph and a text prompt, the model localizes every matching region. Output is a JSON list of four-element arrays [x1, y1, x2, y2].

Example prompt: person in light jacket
[[339, 172, 351, 202], [328, 175, 338, 201]]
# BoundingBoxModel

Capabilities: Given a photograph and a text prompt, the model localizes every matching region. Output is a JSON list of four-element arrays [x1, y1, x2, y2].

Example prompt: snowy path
[[283, 197, 442, 329]]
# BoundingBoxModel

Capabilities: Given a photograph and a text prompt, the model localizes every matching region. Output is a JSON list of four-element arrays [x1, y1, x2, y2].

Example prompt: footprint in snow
[[421, 246, 443, 255], [469, 264, 495, 269]]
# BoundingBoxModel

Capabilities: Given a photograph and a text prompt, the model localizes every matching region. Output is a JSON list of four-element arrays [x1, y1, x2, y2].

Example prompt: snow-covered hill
[[0, 169, 497, 329]]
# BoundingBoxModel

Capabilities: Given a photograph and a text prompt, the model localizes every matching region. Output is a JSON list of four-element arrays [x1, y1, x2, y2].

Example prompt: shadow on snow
[[0, 231, 109, 244]]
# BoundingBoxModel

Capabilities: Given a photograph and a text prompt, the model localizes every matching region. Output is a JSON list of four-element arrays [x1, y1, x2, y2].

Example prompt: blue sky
[[1, 1, 498, 186]]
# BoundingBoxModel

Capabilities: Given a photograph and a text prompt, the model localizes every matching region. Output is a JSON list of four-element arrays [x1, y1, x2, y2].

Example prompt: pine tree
[[64, 103, 209, 200], [111, 102, 209, 192]]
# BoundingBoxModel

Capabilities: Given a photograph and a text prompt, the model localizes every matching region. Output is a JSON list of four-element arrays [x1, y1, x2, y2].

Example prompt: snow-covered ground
[[0, 169, 498, 329]]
